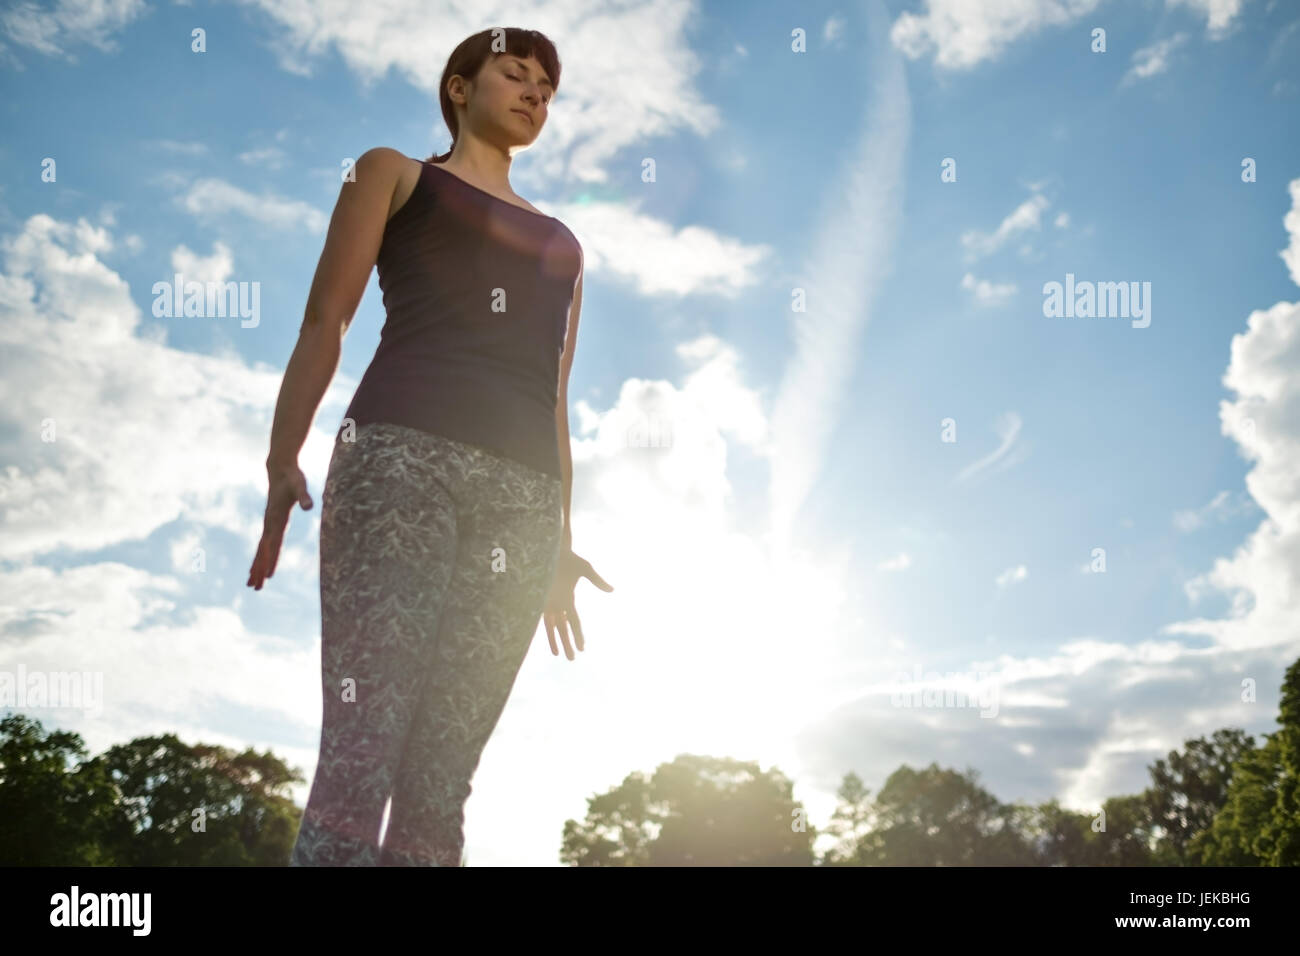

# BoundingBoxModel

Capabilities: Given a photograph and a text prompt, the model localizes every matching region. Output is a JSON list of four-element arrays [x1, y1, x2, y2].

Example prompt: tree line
[[2, 658, 1296, 865]]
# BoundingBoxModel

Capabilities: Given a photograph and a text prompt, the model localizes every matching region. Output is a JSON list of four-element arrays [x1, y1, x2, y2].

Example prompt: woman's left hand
[[543, 548, 613, 661]]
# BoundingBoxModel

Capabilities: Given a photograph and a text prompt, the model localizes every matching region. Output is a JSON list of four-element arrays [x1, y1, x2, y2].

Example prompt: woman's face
[[470, 53, 553, 148]]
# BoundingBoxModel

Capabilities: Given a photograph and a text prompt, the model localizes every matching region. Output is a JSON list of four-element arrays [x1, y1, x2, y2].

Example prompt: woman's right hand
[[248, 460, 314, 590]]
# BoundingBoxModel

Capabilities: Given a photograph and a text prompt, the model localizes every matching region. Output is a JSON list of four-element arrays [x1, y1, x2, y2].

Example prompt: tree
[[93, 733, 304, 865], [1145, 728, 1255, 864], [819, 772, 874, 866], [1194, 658, 1300, 865], [561, 754, 815, 866], [1092, 793, 1159, 865], [0, 714, 130, 865], [0, 716, 304, 865], [849, 763, 1037, 865]]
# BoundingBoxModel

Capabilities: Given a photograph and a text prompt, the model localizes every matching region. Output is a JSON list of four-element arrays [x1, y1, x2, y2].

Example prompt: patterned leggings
[[289, 422, 563, 866]]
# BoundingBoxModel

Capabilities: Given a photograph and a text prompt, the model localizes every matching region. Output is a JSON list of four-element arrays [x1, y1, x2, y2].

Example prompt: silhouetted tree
[[819, 772, 874, 866], [1144, 728, 1254, 864], [846, 763, 1037, 865], [561, 754, 815, 866], [1092, 793, 1160, 865], [0, 716, 303, 865], [0, 714, 130, 864], [94, 733, 303, 865], [1030, 798, 1101, 865]]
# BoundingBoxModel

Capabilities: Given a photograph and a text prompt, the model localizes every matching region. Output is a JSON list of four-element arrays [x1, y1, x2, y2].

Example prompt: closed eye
[[507, 72, 550, 103]]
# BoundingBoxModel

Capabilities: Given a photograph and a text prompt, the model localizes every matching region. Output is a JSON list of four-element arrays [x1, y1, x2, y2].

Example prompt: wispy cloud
[[1172, 489, 1256, 531], [891, 0, 1246, 71], [1121, 32, 1189, 85], [961, 193, 1051, 260], [768, 0, 911, 547], [1166, 0, 1248, 40], [877, 552, 913, 571], [996, 564, 1028, 588], [953, 411, 1027, 482], [961, 271, 1018, 305], [154, 140, 210, 157], [175, 178, 330, 232], [1, 0, 146, 59]]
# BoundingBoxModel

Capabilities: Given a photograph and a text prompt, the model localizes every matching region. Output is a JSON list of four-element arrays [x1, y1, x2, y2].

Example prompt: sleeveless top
[[342, 159, 583, 479]]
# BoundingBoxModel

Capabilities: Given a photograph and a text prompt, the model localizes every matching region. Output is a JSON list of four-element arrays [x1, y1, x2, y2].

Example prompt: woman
[[247, 27, 613, 867]]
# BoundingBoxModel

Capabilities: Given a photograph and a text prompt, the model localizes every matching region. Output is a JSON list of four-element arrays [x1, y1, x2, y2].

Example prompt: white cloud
[[961, 271, 1018, 305], [170, 240, 234, 285], [237, 146, 289, 170], [0, 560, 320, 768], [154, 140, 209, 157], [1172, 489, 1257, 531], [954, 411, 1028, 482], [176, 178, 330, 232], [768, 12, 912, 547], [890, 0, 1102, 70], [239, 0, 722, 187], [1160, 175, 1300, 650], [479, 328, 868, 865], [996, 564, 1028, 588], [1165, 0, 1248, 39], [877, 552, 912, 571], [1121, 32, 1189, 85], [1280, 177, 1300, 286], [891, 0, 1246, 70], [0, 0, 146, 58], [559, 200, 771, 298], [798, 175, 1300, 819], [962, 193, 1051, 260], [0, 212, 352, 560]]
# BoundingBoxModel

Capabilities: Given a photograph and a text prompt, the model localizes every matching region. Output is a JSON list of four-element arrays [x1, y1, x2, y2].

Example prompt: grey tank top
[[343, 159, 582, 478]]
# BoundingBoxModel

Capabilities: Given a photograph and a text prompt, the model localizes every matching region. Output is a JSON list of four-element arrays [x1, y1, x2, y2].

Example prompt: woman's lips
[[512, 109, 533, 124]]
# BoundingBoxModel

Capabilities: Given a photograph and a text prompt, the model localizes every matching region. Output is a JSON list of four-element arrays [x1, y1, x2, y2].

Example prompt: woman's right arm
[[249, 147, 404, 590], [265, 146, 405, 469]]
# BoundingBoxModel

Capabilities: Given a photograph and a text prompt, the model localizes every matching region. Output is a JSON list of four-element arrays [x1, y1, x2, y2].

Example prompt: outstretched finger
[[557, 613, 575, 661], [249, 540, 269, 589], [582, 563, 615, 592], [568, 605, 585, 652], [545, 613, 560, 656]]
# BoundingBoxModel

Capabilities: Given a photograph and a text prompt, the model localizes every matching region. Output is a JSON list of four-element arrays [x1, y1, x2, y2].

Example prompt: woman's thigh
[[379, 443, 563, 865], [296, 425, 461, 864]]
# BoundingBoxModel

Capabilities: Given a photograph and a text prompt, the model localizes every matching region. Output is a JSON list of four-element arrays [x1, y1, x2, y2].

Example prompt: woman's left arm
[[546, 267, 614, 661], [555, 269, 582, 551]]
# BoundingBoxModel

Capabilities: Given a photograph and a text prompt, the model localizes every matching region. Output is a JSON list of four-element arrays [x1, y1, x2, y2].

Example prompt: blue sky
[[1, 0, 1298, 865]]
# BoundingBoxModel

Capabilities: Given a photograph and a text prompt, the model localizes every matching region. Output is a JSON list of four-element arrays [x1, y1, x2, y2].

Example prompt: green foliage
[[1146, 728, 1255, 864], [5, 655, 1299, 866], [0, 714, 129, 865], [0, 714, 304, 865], [560, 754, 815, 865], [1193, 658, 1300, 865]]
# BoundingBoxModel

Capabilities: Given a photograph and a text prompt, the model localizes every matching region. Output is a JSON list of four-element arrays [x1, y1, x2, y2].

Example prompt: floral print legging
[[289, 422, 563, 866]]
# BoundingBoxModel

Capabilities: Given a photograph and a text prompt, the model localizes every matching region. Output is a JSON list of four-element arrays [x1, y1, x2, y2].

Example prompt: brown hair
[[424, 28, 562, 164]]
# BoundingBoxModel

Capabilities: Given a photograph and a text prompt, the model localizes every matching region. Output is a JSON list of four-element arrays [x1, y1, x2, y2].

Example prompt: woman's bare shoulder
[[354, 147, 423, 222]]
